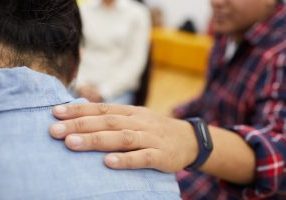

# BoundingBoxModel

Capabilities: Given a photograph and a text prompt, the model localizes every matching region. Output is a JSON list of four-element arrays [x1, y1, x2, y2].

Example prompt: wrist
[[180, 120, 199, 168]]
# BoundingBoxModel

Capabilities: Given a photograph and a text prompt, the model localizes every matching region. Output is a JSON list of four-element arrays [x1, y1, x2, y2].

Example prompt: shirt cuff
[[223, 125, 285, 199]]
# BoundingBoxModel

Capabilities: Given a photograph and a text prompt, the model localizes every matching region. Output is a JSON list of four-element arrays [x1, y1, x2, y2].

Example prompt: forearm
[[197, 125, 256, 184]]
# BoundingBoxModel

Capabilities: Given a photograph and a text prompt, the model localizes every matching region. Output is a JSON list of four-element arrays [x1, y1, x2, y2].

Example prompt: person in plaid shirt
[[49, 0, 286, 199], [174, 0, 286, 199]]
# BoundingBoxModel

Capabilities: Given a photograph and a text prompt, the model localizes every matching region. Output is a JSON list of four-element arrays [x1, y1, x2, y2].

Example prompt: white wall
[[147, 0, 211, 32]]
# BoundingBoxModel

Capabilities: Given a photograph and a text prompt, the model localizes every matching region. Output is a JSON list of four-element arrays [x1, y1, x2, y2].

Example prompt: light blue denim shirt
[[0, 67, 180, 200]]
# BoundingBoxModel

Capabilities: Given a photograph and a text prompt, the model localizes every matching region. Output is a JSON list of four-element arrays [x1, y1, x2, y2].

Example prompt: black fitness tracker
[[185, 117, 213, 170]]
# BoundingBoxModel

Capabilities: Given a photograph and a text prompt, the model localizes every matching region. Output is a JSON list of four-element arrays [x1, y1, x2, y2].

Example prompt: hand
[[50, 103, 198, 173], [76, 84, 103, 103]]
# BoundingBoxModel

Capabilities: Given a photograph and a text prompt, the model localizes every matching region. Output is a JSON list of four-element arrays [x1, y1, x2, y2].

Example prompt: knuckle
[[73, 104, 84, 116], [74, 118, 86, 132], [104, 115, 119, 129], [98, 103, 111, 114], [125, 106, 135, 116], [125, 155, 134, 169], [137, 131, 143, 149], [91, 134, 102, 146], [121, 130, 135, 147], [144, 151, 153, 168]]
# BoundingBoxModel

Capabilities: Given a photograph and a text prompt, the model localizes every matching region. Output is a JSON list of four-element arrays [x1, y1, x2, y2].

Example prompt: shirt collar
[[244, 3, 286, 46], [0, 67, 74, 112]]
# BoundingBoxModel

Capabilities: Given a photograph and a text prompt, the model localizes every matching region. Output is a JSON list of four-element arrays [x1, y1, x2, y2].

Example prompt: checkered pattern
[[174, 3, 286, 200]]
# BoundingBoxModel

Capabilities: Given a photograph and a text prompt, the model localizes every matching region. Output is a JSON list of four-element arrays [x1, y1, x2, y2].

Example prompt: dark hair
[[0, 0, 82, 82]]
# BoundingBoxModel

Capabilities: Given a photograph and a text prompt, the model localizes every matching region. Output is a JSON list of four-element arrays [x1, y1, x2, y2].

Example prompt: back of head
[[0, 0, 82, 83]]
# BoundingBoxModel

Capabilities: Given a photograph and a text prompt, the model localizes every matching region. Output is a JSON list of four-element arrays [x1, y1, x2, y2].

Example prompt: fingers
[[50, 115, 144, 138], [104, 149, 165, 171], [52, 103, 136, 119], [64, 130, 160, 152]]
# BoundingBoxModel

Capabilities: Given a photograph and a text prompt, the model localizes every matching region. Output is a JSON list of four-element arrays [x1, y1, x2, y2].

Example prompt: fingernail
[[51, 123, 66, 136], [67, 135, 83, 148], [54, 105, 67, 114], [105, 155, 119, 166]]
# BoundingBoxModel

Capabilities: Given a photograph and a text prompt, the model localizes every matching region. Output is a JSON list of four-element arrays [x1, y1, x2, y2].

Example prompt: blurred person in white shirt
[[76, 0, 151, 104]]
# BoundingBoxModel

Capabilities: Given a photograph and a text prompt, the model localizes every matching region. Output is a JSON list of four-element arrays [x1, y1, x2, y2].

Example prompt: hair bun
[[0, 0, 82, 53]]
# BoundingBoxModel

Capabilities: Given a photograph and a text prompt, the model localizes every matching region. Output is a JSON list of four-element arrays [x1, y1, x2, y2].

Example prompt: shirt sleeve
[[98, 6, 151, 100], [225, 53, 286, 199], [172, 96, 204, 118]]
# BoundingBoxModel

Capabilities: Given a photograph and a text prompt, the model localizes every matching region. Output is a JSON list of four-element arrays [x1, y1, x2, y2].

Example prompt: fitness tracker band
[[185, 117, 213, 170]]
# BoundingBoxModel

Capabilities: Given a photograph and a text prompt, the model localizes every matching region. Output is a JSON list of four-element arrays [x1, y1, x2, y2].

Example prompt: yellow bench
[[151, 28, 214, 75]]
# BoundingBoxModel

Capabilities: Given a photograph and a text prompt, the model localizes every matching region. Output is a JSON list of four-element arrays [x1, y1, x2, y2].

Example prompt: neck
[[0, 45, 69, 86]]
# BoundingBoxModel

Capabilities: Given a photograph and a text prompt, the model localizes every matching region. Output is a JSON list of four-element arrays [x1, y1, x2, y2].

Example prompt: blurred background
[[144, 0, 211, 32], [76, 0, 213, 115]]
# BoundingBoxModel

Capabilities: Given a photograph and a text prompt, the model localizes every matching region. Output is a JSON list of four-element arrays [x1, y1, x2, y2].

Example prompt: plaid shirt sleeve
[[227, 53, 286, 199]]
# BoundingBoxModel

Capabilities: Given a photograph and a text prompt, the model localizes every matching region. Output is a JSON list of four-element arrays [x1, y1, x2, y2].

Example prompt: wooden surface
[[148, 29, 211, 115], [146, 66, 205, 115], [152, 28, 213, 75]]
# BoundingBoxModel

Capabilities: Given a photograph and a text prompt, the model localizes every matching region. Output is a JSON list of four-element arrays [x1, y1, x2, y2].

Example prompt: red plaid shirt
[[175, 3, 286, 200]]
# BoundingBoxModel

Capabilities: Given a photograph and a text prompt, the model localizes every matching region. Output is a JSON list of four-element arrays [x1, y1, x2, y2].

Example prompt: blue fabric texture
[[0, 67, 180, 200]]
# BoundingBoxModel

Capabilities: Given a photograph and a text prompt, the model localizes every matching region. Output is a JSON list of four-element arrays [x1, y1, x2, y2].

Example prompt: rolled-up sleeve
[[231, 125, 286, 199], [227, 54, 286, 199]]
